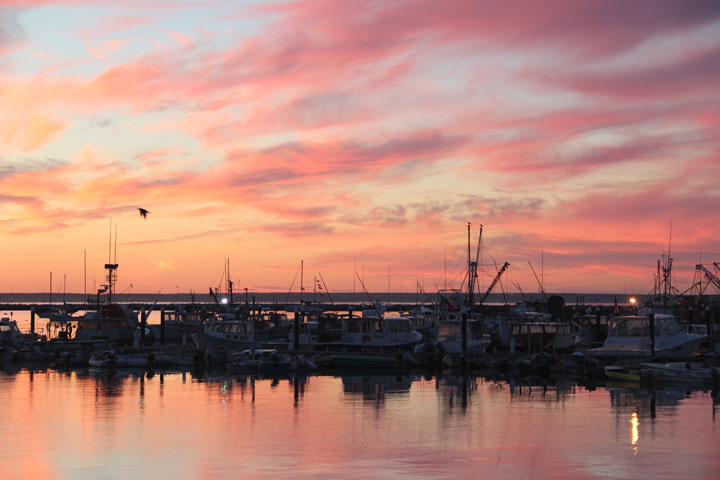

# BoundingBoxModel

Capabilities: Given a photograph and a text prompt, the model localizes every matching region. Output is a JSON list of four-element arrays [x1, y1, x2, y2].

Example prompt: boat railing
[[687, 324, 708, 336]]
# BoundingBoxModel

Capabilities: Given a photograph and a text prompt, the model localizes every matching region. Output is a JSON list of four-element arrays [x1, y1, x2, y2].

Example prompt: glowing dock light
[[629, 297, 637, 305], [221, 298, 229, 305]]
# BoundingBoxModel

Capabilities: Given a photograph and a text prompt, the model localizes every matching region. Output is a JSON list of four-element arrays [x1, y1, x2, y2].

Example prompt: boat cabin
[[0, 317, 23, 345]]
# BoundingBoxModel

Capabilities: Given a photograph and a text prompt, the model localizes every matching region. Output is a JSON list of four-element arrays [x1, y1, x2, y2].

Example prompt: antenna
[[300, 259, 304, 304], [108, 218, 112, 263]]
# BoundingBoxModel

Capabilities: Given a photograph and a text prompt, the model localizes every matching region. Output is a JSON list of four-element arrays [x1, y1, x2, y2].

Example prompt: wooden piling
[[160, 307, 165, 345], [30, 307, 35, 335], [649, 312, 655, 357], [140, 307, 146, 346], [293, 310, 299, 351], [461, 312, 467, 356]]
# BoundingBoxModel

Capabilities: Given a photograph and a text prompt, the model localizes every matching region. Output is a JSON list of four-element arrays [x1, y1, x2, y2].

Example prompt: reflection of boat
[[332, 354, 398, 370], [605, 365, 641, 382], [588, 314, 706, 359], [640, 362, 720, 384], [341, 374, 413, 393]]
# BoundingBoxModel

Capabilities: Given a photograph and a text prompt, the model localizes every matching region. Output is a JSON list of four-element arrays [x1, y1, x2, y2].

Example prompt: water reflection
[[341, 374, 412, 406], [629, 411, 640, 454], [0, 369, 718, 479]]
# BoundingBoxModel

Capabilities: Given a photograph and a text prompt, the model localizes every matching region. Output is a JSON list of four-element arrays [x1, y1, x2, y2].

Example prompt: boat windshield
[[610, 318, 649, 337], [657, 317, 683, 335]]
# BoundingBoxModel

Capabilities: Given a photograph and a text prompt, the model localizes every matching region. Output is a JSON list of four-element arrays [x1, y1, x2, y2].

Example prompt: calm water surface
[[0, 367, 718, 479]]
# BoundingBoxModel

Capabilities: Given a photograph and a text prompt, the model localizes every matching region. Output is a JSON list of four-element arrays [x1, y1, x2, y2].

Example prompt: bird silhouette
[[138, 208, 150, 219]]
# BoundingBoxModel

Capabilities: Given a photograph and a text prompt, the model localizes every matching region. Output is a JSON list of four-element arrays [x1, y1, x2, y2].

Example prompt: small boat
[[226, 349, 272, 372], [115, 353, 150, 368], [604, 365, 642, 382], [88, 351, 118, 369], [640, 362, 720, 384], [258, 352, 292, 376]]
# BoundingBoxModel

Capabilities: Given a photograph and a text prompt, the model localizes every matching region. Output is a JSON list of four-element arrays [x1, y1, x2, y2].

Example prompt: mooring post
[[648, 312, 655, 357], [293, 310, 299, 351], [160, 307, 165, 345], [30, 307, 35, 336], [140, 307, 146, 347], [461, 311, 467, 356]]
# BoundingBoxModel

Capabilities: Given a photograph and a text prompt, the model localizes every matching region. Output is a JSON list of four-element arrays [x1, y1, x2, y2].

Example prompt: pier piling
[[160, 307, 165, 345], [649, 312, 655, 357], [293, 310, 299, 351], [141, 307, 146, 346]]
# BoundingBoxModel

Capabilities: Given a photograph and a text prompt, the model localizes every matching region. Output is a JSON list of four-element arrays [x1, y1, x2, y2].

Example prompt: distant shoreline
[[0, 292, 696, 306]]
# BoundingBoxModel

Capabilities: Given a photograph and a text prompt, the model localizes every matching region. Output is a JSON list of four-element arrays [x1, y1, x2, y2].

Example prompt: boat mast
[[227, 258, 233, 305], [466, 223, 481, 309], [300, 259, 304, 304], [104, 219, 118, 304]]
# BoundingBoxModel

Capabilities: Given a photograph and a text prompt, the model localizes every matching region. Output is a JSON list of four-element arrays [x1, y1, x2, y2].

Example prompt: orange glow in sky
[[1, 1, 719, 293]]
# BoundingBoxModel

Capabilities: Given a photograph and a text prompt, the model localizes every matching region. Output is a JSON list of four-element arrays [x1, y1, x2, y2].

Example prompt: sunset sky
[[1, 0, 719, 295]]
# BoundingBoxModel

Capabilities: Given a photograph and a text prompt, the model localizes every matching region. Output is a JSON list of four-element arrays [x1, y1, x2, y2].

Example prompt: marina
[[3, 2, 720, 478]]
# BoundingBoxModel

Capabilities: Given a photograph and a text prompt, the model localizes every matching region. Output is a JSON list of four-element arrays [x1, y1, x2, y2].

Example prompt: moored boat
[[640, 362, 720, 384], [588, 314, 706, 359], [604, 365, 642, 382], [289, 313, 422, 352]]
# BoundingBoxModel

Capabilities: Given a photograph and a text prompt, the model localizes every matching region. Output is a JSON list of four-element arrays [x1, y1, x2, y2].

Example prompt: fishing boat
[[192, 314, 288, 351], [289, 313, 422, 352], [640, 362, 720, 384], [0, 317, 25, 346], [192, 315, 257, 350], [44, 268, 142, 348], [587, 314, 706, 359], [148, 306, 208, 342]]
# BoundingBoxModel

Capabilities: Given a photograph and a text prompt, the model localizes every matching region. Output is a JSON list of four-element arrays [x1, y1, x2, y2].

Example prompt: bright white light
[[629, 297, 637, 305], [220, 298, 229, 304]]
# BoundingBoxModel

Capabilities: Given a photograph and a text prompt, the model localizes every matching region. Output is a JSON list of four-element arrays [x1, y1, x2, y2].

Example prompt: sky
[[1, 0, 719, 295]]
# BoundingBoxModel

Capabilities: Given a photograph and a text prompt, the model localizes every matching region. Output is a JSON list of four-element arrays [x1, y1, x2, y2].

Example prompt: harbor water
[[0, 369, 718, 479]]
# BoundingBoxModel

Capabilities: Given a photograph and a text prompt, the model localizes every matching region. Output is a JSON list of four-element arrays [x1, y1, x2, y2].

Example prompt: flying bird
[[138, 208, 150, 219]]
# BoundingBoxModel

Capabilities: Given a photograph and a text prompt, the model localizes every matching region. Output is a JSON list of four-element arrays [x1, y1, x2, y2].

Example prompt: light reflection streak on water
[[631, 411, 639, 455]]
